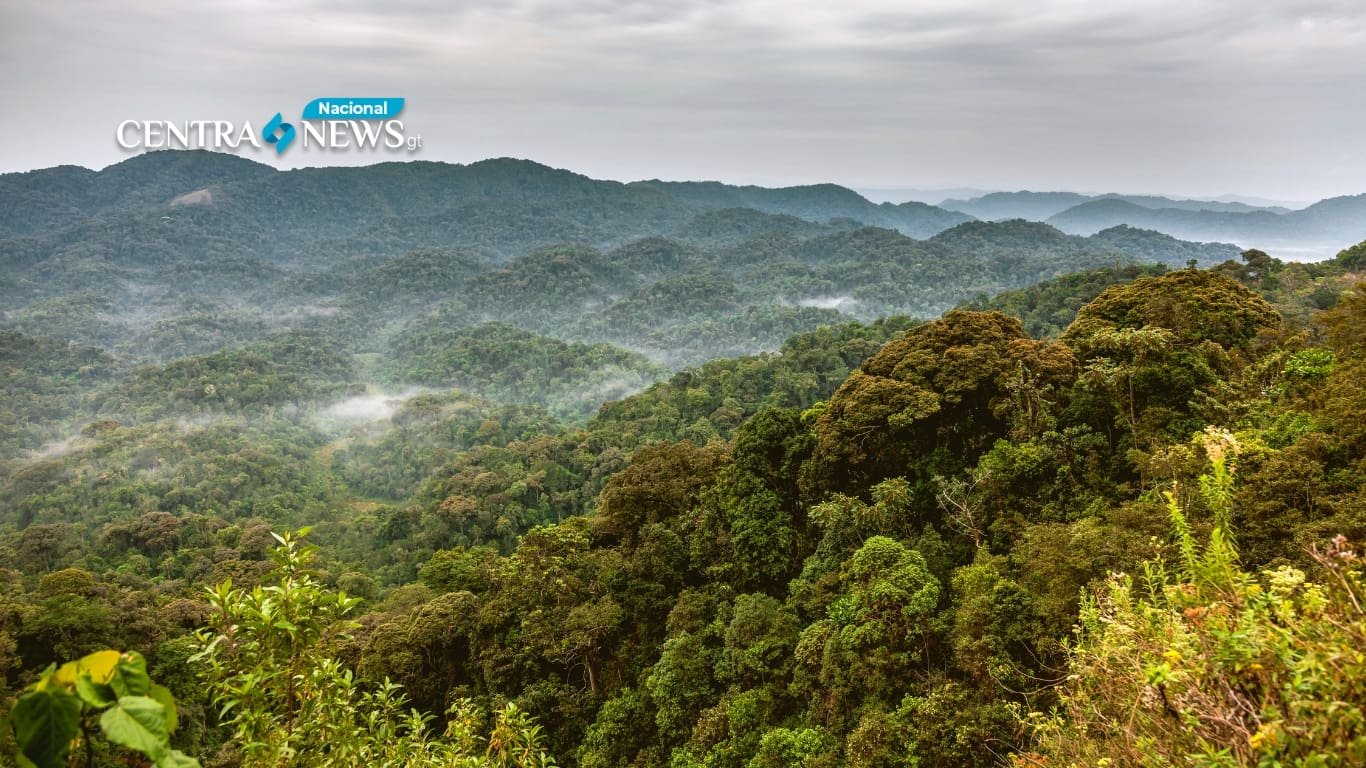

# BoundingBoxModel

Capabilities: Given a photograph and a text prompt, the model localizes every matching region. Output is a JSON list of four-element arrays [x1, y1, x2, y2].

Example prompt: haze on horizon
[[2, 0, 1364, 203]]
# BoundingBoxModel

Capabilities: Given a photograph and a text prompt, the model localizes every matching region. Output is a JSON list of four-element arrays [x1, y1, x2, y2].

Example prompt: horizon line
[[0, 148, 1337, 209]]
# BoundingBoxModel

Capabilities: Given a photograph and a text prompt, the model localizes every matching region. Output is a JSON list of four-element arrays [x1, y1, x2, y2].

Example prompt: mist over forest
[[3, 149, 1366, 768]]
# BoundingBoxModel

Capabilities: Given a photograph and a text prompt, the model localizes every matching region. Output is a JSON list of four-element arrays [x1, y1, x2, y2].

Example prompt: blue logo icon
[[263, 112, 295, 154]]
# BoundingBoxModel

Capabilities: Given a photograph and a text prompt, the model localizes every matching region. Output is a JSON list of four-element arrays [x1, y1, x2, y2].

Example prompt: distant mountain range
[[941, 191, 1292, 221], [629, 180, 972, 238], [4, 152, 1361, 266], [935, 190, 1365, 259], [854, 187, 995, 205], [1, 150, 1253, 370]]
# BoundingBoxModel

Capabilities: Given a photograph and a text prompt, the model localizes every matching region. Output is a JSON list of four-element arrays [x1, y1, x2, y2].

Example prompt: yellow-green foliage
[[1025, 443, 1366, 768], [8, 649, 198, 768], [191, 531, 557, 768]]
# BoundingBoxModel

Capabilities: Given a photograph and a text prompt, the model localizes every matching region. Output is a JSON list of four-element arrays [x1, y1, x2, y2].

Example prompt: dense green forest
[[3, 151, 1252, 374], [2, 152, 1365, 767]]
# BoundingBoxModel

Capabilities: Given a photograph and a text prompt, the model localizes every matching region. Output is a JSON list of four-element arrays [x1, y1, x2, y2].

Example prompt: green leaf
[[27, 663, 57, 693], [99, 695, 170, 761], [75, 674, 117, 708], [148, 684, 179, 734], [11, 688, 82, 768], [109, 652, 152, 698], [158, 749, 203, 768]]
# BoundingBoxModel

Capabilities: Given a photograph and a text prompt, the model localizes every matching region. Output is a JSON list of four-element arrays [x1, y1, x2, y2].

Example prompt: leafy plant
[[191, 530, 557, 767], [9, 648, 199, 768], [1024, 430, 1366, 767]]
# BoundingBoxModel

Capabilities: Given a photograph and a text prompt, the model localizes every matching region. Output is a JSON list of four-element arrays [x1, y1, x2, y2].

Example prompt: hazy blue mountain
[[1100, 194, 1290, 214], [1050, 199, 1288, 238], [1047, 196, 1366, 252], [856, 186, 995, 205], [1290, 193, 1366, 238], [631, 179, 974, 237], [943, 190, 1290, 223], [1209, 193, 1310, 209], [942, 191, 1094, 221]]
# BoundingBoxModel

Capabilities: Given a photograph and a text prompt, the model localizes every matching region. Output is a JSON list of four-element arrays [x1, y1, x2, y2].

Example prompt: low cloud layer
[[320, 389, 429, 424], [3, 0, 1364, 200]]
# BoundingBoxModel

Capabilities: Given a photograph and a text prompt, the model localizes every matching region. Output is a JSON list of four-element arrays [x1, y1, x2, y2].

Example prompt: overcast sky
[[2, 0, 1364, 201]]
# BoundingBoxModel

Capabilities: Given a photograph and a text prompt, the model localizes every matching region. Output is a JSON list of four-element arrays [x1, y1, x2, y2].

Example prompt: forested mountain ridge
[[942, 190, 1294, 222], [2, 151, 1364, 767], [1046, 194, 1366, 253], [0, 151, 275, 237], [2, 151, 1245, 374], [939, 188, 1366, 260], [628, 179, 974, 238], [2, 259, 1363, 767]]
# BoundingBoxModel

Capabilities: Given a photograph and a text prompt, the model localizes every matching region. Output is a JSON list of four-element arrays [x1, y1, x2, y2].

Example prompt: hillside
[[1, 151, 1252, 374], [2, 260, 1361, 767], [2, 153, 1364, 768], [942, 190, 1292, 222], [632, 179, 975, 237], [934, 188, 1366, 260], [941, 190, 1094, 220]]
